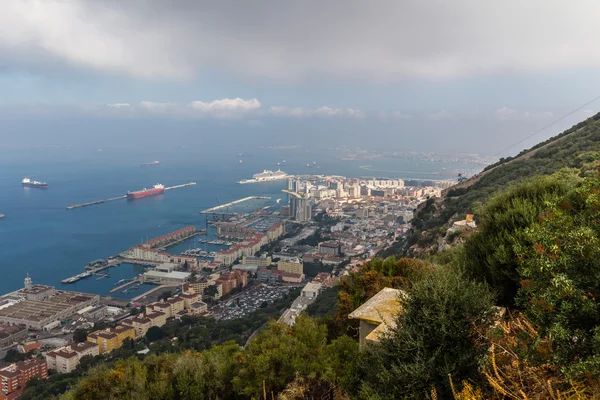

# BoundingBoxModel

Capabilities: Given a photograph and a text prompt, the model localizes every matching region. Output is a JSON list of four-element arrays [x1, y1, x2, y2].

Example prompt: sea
[[0, 142, 479, 299]]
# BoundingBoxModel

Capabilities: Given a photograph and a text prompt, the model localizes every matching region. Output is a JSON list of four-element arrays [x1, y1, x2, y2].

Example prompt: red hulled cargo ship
[[126, 184, 165, 199]]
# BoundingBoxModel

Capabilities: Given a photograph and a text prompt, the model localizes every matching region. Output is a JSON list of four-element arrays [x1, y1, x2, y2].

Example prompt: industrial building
[[0, 277, 99, 331]]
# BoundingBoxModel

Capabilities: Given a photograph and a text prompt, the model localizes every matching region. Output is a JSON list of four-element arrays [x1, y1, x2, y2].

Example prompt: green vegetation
[[406, 112, 600, 255], [359, 267, 495, 399]]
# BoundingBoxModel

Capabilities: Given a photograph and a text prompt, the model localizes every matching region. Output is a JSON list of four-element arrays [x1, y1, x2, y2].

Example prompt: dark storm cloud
[[1, 0, 599, 81]]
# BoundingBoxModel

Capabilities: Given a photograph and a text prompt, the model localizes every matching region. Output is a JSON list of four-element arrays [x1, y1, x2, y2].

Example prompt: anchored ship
[[141, 161, 160, 167], [127, 184, 165, 199], [238, 169, 289, 184], [22, 178, 48, 188]]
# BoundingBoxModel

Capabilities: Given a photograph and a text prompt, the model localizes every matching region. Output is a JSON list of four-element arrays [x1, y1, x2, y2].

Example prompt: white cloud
[[269, 106, 364, 119], [2, 1, 600, 81], [495, 106, 518, 119], [139, 101, 177, 112], [189, 98, 261, 114], [107, 103, 131, 108]]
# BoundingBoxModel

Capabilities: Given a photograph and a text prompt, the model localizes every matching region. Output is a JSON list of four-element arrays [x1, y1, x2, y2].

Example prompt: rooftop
[[0, 291, 97, 323], [348, 287, 404, 342]]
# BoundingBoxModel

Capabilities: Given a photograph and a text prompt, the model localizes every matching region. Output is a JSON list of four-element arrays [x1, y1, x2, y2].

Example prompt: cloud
[[139, 101, 177, 111], [189, 98, 261, 117], [495, 106, 518, 119], [269, 106, 365, 119], [2, 1, 600, 81], [107, 103, 131, 108]]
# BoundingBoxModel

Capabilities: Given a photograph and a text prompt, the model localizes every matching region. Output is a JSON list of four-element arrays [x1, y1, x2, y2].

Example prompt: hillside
[[405, 112, 600, 255]]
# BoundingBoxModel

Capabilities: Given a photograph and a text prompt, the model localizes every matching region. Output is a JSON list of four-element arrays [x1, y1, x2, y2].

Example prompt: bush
[[358, 267, 495, 399]]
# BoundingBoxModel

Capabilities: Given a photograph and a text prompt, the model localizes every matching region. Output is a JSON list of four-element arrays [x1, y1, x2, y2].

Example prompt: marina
[[66, 182, 196, 210]]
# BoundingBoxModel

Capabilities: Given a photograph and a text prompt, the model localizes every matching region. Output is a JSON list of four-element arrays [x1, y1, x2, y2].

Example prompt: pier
[[66, 196, 126, 210], [164, 182, 196, 190], [65, 182, 197, 210], [200, 196, 271, 215], [110, 279, 138, 293]]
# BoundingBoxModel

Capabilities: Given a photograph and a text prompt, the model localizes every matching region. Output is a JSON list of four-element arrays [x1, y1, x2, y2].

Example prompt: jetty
[[66, 182, 196, 210], [66, 195, 126, 210], [200, 196, 271, 215], [164, 182, 196, 190], [110, 279, 138, 293]]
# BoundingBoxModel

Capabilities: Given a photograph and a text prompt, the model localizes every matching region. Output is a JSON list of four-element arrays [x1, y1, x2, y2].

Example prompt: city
[[0, 173, 448, 397]]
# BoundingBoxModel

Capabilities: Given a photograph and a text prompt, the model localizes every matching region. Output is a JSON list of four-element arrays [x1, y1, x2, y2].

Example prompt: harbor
[[66, 182, 196, 210]]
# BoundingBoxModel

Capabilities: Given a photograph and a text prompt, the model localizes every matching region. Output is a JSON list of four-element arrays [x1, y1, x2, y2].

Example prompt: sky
[[1, 0, 600, 156]]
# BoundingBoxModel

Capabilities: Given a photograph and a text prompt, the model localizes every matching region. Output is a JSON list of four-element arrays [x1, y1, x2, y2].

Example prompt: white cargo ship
[[238, 169, 289, 184]]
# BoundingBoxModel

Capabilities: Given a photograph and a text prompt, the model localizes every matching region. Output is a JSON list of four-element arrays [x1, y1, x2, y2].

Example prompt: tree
[[3, 349, 27, 363], [358, 267, 495, 399], [145, 326, 166, 342], [461, 174, 576, 305], [204, 285, 218, 300], [73, 328, 88, 343], [159, 290, 172, 302], [511, 176, 600, 379]]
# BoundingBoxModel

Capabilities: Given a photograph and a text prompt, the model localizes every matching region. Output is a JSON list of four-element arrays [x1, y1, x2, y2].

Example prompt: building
[[0, 324, 27, 348], [301, 282, 322, 299], [290, 196, 312, 222], [142, 226, 196, 249], [166, 297, 185, 316], [348, 287, 403, 350], [130, 246, 171, 263], [216, 270, 248, 296], [146, 311, 167, 328], [46, 342, 99, 373], [142, 270, 190, 284], [147, 302, 172, 319], [279, 271, 305, 284], [318, 241, 342, 256], [257, 268, 281, 284], [356, 208, 369, 218], [187, 301, 208, 316], [17, 342, 41, 354], [241, 255, 272, 268], [121, 315, 153, 338], [277, 258, 304, 275], [280, 205, 291, 217], [0, 278, 99, 331], [179, 292, 200, 310], [267, 223, 285, 241], [0, 358, 47, 396], [87, 325, 135, 354], [322, 256, 344, 266], [348, 185, 361, 199]]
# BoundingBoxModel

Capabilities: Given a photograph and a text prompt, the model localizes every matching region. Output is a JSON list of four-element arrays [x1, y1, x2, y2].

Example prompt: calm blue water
[[0, 142, 477, 297]]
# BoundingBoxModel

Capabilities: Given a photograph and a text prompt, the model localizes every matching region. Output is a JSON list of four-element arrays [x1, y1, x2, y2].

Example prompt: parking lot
[[214, 285, 293, 321]]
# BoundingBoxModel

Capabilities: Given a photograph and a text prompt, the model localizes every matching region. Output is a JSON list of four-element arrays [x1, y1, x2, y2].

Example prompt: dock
[[164, 182, 196, 190], [66, 182, 197, 210], [66, 195, 127, 210], [110, 279, 138, 293], [200, 196, 271, 215]]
